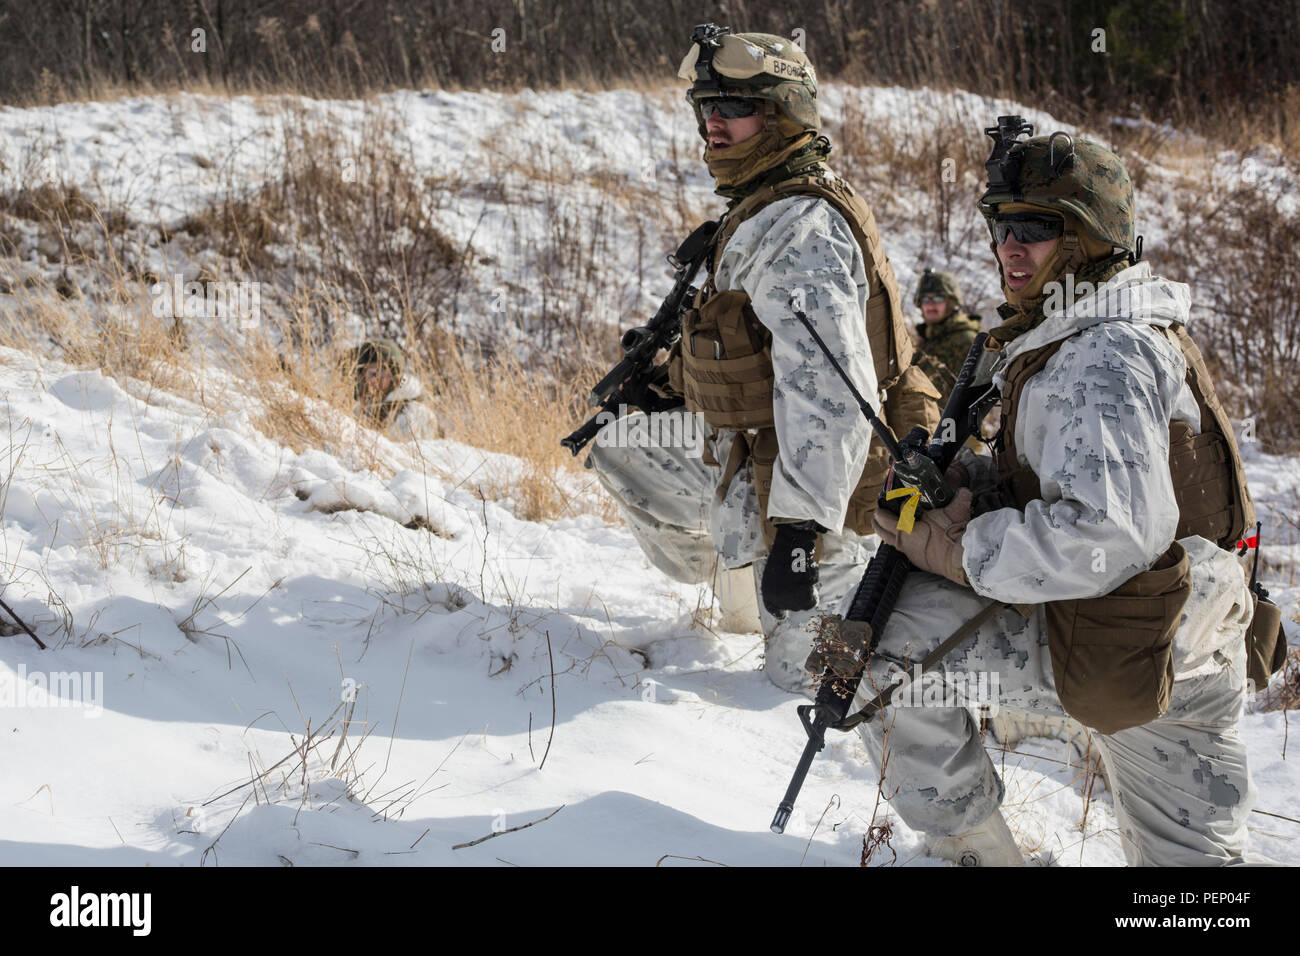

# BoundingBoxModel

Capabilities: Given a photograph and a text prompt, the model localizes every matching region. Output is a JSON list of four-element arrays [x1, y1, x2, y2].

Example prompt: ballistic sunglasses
[[919, 294, 949, 305], [694, 96, 764, 122], [989, 213, 1065, 245]]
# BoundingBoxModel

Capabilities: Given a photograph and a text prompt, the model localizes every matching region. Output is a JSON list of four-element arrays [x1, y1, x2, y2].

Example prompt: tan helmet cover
[[677, 34, 816, 85], [679, 32, 820, 134]]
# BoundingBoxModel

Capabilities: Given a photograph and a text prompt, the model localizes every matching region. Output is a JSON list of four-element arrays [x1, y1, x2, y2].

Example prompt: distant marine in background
[[347, 338, 437, 441], [910, 268, 981, 396]]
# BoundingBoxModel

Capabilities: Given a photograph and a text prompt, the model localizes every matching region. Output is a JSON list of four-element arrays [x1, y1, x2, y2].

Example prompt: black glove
[[761, 521, 821, 615]]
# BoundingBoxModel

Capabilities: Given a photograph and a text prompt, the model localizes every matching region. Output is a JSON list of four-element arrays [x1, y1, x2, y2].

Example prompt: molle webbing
[[707, 172, 914, 389]]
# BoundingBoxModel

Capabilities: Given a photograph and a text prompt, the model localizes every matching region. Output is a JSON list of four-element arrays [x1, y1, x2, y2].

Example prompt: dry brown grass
[[1, 271, 194, 405], [0, 258, 617, 528], [0, 91, 643, 528], [8, 76, 1291, 534], [426, 332, 619, 524], [174, 102, 462, 346]]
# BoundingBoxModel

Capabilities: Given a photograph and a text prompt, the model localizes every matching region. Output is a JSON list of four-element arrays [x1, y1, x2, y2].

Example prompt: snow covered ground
[[0, 85, 1296, 866]]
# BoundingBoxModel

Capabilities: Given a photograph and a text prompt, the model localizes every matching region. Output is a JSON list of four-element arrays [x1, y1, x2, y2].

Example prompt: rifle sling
[[834, 598, 1009, 731]]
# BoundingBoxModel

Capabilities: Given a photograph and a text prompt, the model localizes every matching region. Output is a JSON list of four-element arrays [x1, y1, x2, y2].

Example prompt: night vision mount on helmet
[[978, 114, 1140, 259]]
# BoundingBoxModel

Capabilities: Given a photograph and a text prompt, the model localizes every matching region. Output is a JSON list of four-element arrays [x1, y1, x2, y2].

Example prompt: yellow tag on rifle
[[884, 487, 922, 534]]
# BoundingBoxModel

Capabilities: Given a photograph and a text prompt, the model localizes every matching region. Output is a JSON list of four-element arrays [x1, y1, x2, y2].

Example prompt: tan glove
[[872, 487, 972, 587]]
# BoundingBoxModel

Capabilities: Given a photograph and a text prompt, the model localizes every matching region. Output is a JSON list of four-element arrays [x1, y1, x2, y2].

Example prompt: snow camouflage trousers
[[850, 570, 1257, 866], [586, 410, 875, 693]]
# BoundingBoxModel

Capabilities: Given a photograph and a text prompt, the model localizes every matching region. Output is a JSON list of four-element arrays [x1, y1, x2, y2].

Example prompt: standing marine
[[587, 24, 939, 692]]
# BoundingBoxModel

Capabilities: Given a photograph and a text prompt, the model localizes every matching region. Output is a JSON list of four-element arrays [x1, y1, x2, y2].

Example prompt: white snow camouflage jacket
[[710, 192, 880, 536], [963, 262, 1253, 679]]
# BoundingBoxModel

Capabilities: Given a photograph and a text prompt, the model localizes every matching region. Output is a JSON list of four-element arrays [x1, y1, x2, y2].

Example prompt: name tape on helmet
[[764, 54, 813, 82]]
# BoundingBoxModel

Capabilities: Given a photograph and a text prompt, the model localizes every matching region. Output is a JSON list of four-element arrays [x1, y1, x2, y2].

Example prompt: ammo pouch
[[747, 427, 779, 545], [1246, 584, 1287, 691], [677, 290, 775, 430], [1168, 419, 1238, 544], [1045, 541, 1191, 735]]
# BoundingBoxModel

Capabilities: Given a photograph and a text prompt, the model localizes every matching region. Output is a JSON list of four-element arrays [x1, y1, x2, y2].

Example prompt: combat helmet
[[351, 338, 405, 399], [677, 24, 819, 140], [913, 268, 963, 308], [979, 119, 1136, 254], [978, 115, 1140, 306]]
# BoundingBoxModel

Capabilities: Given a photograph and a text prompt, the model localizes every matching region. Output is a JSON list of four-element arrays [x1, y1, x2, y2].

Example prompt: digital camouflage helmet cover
[[979, 115, 1141, 307], [979, 116, 1138, 256]]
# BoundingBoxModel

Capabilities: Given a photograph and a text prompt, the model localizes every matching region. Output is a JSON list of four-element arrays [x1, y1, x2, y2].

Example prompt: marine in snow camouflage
[[590, 25, 892, 693], [839, 219, 1258, 862], [827, 113, 1262, 863], [590, 192, 884, 692]]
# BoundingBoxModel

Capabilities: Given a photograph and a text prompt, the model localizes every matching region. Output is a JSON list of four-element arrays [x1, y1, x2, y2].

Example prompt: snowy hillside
[[0, 86, 1296, 866]]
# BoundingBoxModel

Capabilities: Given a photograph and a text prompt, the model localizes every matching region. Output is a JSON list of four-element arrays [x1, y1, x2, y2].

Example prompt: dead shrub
[[175, 102, 461, 347], [3, 182, 98, 223], [832, 93, 989, 264], [1155, 182, 1300, 453]]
